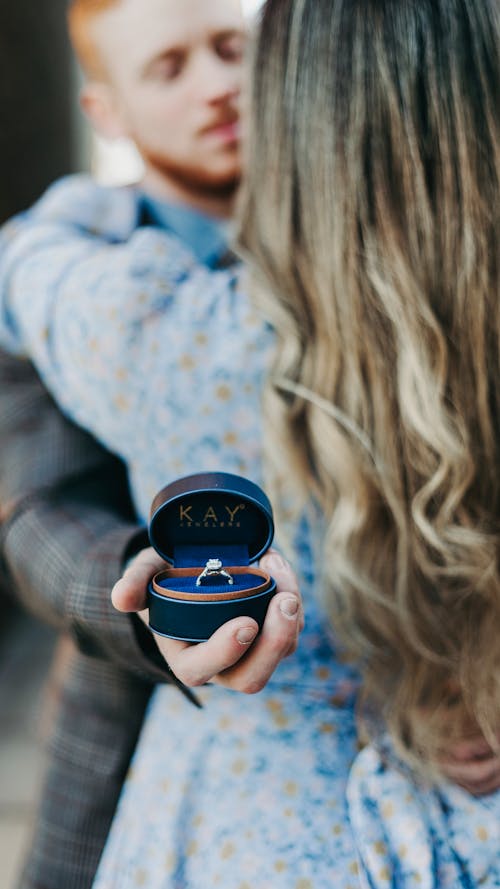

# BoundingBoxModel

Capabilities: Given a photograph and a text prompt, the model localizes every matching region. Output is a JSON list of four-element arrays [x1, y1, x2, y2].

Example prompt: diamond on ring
[[196, 558, 234, 587]]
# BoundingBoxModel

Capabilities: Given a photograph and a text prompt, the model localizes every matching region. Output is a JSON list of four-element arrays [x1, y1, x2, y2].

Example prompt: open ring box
[[147, 472, 277, 642]]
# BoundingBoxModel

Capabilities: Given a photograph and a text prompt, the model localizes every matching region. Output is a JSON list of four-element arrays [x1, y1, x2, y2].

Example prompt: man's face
[[90, 0, 245, 194]]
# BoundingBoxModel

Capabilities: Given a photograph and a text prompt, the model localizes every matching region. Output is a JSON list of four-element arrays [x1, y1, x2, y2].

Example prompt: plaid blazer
[[0, 348, 177, 889]]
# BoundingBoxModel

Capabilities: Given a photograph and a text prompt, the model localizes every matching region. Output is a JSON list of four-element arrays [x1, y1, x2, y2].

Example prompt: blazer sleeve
[[2, 483, 203, 704], [0, 349, 172, 684]]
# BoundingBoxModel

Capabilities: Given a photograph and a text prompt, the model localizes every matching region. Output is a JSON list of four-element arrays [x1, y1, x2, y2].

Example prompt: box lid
[[149, 472, 274, 566]]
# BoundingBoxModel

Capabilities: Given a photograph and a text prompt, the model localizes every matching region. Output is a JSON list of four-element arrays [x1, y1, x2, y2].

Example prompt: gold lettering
[[203, 506, 218, 522], [225, 504, 244, 523], [180, 505, 193, 522]]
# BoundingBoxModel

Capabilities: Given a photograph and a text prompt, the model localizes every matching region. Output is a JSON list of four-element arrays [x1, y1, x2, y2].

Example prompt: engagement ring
[[196, 558, 234, 587]]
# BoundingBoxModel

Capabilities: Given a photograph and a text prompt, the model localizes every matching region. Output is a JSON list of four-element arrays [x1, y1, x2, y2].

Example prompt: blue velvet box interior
[[147, 472, 277, 642]]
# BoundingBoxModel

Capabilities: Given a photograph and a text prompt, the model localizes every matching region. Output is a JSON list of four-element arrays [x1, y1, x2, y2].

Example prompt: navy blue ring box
[[147, 472, 277, 642]]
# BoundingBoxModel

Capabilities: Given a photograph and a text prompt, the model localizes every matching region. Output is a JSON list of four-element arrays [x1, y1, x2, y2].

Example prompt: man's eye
[[217, 36, 245, 62], [154, 56, 184, 80]]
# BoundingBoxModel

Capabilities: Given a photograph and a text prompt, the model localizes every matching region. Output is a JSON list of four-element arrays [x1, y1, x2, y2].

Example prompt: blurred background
[[0, 2, 74, 883], [0, 1, 263, 887]]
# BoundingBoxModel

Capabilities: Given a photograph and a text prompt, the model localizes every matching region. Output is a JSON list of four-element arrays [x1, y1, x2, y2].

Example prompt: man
[[0, 2, 301, 886], [70, 0, 243, 217]]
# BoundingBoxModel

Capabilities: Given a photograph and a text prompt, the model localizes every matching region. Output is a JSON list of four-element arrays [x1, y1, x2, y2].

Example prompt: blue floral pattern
[[348, 743, 500, 888]]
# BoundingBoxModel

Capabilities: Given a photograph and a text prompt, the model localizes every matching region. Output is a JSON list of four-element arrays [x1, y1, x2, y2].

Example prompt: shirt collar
[[139, 193, 231, 269]]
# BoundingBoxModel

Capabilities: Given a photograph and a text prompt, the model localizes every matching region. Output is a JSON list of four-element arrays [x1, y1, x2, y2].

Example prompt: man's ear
[[80, 82, 128, 140]]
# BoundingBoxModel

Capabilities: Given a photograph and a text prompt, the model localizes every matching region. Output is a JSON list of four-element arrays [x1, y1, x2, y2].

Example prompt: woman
[[96, 0, 500, 886], [241, 0, 500, 777]]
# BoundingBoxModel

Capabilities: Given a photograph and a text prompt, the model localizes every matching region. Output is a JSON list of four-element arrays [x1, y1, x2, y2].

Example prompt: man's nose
[[196, 53, 241, 106]]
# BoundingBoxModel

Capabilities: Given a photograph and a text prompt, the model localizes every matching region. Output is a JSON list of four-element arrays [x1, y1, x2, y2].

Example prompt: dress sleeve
[[0, 186, 239, 472]]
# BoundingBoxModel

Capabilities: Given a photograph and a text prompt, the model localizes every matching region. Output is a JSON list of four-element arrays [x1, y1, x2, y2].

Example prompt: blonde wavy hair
[[239, 0, 500, 766]]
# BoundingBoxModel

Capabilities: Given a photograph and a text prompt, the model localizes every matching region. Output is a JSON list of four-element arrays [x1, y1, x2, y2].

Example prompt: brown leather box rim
[[152, 566, 271, 602]]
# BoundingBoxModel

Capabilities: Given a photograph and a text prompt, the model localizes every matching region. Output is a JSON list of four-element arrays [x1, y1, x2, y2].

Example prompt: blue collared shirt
[[140, 193, 231, 269]]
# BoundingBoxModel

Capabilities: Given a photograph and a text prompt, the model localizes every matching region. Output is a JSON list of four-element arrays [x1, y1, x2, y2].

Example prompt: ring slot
[[152, 566, 270, 602]]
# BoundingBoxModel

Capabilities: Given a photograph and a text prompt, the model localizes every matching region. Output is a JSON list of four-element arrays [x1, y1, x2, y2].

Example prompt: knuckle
[[175, 667, 205, 688], [189, 676, 210, 688], [269, 629, 293, 653], [471, 759, 494, 779], [240, 677, 267, 695], [482, 763, 498, 782]]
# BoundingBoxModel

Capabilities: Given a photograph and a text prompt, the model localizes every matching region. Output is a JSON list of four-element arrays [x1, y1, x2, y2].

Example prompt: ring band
[[196, 558, 234, 587]]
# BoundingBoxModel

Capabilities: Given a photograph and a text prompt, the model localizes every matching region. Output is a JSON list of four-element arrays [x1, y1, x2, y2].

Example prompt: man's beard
[[140, 143, 241, 201]]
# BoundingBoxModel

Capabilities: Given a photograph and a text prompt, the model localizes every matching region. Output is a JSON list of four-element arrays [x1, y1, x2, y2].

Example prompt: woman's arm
[[0, 184, 242, 471]]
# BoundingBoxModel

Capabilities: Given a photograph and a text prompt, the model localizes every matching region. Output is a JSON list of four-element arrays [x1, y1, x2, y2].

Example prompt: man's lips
[[201, 117, 240, 143]]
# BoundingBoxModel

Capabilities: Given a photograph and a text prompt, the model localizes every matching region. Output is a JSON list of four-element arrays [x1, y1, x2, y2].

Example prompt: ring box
[[147, 472, 277, 642]]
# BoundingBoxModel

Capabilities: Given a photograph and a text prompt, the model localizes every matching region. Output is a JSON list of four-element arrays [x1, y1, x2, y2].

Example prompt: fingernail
[[237, 627, 258, 645], [265, 553, 287, 572], [280, 597, 299, 618]]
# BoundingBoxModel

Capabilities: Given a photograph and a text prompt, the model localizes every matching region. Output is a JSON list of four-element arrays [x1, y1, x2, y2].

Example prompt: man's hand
[[438, 734, 500, 796], [112, 547, 304, 692]]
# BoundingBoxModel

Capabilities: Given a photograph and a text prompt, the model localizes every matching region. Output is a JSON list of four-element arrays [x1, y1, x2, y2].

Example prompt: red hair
[[67, 0, 121, 77]]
